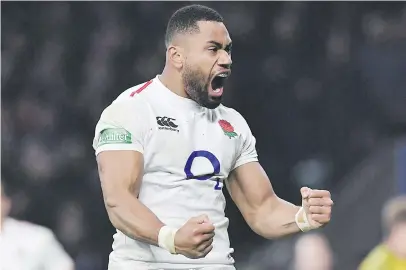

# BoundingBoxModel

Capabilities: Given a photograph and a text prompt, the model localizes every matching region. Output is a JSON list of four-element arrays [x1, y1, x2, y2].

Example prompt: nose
[[218, 51, 232, 70]]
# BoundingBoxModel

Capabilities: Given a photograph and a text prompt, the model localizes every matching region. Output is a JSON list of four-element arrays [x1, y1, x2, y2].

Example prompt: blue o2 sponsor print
[[184, 150, 223, 190]]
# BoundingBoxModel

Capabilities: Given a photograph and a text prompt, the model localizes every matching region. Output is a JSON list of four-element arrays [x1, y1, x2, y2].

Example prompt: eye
[[208, 47, 218, 52], [225, 46, 232, 55]]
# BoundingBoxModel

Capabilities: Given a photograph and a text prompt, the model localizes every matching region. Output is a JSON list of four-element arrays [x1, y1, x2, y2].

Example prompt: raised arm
[[227, 162, 302, 238], [97, 150, 165, 245], [226, 114, 333, 239], [93, 97, 216, 258], [94, 98, 165, 245]]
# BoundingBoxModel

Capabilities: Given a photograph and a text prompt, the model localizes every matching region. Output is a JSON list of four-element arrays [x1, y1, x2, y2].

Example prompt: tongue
[[210, 87, 223, 97]]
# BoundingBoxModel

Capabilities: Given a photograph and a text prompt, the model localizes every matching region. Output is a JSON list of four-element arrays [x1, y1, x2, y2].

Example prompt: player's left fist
[[296, 187, 333, 231]]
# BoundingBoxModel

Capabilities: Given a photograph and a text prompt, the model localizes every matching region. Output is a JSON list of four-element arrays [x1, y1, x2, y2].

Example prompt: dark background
[[2, 2, 406, 269]]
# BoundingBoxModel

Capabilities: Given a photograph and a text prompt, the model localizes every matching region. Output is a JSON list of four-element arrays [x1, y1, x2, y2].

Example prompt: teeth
[[217, 73, 228, 78], [213, 88, 221, 93]]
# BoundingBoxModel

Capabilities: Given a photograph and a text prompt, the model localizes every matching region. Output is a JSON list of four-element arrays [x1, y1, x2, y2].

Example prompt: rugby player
[[93, 5, 333, 270]]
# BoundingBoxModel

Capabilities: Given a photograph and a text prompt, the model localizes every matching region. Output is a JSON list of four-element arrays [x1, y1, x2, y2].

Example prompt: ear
[[167, 45, 184, 69]]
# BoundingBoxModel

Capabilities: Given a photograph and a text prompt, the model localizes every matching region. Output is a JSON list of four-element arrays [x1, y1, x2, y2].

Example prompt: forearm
[[250, 197, 301, 239], [105, 192, 165, 246]]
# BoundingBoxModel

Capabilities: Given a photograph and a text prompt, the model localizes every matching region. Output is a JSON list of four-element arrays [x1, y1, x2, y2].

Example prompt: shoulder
[[101, 80, 156, 117], [115, 79, 155, 102], [360, 245, 390, 269], [5, 218, 54, 242], [216, 104, 251, 134]]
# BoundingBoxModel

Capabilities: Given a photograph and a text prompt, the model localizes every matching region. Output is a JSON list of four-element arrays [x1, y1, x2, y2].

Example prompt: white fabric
[[108, 260, 236, 270], [0, 217, 74, 270], [93, 76, 258, 268], [158, 226, 178, 254], [295, 207, 313, 232]]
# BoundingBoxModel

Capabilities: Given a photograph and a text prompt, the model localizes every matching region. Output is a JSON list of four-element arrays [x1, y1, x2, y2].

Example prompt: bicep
[[97, 150, 144, 202], [93, 97, 152, 200], [226, 162, 277, 218]]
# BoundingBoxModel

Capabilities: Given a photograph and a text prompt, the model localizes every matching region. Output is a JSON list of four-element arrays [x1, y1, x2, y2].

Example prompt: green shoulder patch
[[98, 128, 132, 146]]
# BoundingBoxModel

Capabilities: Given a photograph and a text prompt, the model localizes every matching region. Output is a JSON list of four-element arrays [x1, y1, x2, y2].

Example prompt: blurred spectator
[[1, 2, 405, 269], [293, 233, 334, 270], [358, 196, 406, 270], [0, 181, 75, 270]]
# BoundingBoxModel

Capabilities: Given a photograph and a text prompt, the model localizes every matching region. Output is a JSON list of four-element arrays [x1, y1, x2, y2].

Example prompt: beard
[[182, 64, 222, 109]]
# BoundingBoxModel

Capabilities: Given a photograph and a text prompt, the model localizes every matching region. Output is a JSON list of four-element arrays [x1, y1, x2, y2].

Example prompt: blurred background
[[1, 1, 406, 270]]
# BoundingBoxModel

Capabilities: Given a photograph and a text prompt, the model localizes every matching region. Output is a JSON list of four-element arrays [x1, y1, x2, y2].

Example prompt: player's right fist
[[174, 214, 215, 259]]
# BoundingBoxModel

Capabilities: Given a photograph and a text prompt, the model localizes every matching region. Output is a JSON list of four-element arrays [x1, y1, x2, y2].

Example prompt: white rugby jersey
[[0, 217, 74, 270], [93, 75, 258, 268]]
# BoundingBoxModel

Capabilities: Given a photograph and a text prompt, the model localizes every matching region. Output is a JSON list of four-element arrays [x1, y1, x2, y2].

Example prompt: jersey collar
[[153, 75, 205, 113]]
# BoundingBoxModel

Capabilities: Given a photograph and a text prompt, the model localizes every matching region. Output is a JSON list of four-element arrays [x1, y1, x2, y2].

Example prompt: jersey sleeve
[[232, 113, 259, 170], [92, 97, 153, 156], [39, 230, 74, 270]]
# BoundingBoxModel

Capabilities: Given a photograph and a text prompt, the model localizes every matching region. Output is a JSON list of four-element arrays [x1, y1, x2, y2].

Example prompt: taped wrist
[[158, 226, 178, 254], [295, 207, 312, 232]]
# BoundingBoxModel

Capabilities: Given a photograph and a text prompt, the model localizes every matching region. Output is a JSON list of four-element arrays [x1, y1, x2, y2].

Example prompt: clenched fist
[[296, 187, 333, 231], [174, 214, 215, 259]]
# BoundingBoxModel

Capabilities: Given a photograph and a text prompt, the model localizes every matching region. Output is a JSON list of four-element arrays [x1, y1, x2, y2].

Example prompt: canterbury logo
[[156, 116, 179, 132]]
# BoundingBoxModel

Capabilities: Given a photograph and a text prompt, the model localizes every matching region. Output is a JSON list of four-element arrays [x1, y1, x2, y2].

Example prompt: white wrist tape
[[295, 207, 313, 232], [158, 226, 178, 254]]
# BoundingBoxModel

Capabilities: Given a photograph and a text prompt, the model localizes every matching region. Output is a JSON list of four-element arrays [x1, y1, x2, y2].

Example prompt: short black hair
[[165, 4, 224, 48]]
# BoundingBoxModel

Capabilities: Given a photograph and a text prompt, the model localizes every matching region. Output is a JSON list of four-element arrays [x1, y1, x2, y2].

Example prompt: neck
[[385, 225, 406, 259], [159, 66, 188, 98]]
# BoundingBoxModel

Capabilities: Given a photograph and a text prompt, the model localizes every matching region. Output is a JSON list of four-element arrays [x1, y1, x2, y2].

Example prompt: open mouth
[[210, 72, 230, 95]]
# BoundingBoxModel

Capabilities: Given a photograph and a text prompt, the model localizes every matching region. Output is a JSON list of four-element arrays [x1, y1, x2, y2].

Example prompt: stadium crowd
[[2, 2, 406, 269]]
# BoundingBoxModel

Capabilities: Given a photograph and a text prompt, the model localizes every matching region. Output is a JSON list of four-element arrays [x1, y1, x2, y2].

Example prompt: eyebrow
[[207, 40, 233, 51], [207, 40, 232, 49]]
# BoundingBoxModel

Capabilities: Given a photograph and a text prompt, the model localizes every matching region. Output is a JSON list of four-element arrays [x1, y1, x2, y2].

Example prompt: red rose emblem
[[218, 120, 237, 138], [219, 120, 234, 132]]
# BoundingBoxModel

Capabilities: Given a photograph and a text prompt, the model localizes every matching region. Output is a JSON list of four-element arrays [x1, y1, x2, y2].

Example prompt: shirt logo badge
[[156, 116, 179, 132], [218, 120, 237, 139], [98, 128, 132, 146]]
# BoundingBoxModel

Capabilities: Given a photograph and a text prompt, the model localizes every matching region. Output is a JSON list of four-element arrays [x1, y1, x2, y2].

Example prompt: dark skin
[[98, 20, 333, 262], [160, 21, 232, 109], [160, 21, 333, 237]]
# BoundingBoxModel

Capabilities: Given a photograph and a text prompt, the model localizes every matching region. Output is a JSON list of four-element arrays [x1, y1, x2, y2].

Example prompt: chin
[[204, 96, 222, 109]]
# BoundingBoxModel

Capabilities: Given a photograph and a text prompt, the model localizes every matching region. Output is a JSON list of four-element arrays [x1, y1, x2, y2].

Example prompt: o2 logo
[[184, 150, 223, 190]]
